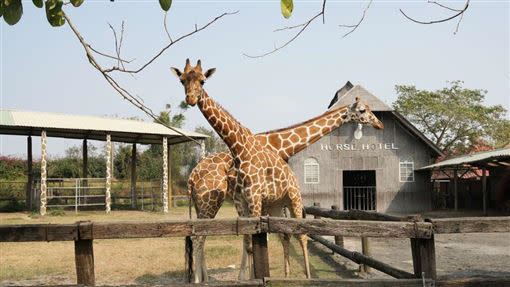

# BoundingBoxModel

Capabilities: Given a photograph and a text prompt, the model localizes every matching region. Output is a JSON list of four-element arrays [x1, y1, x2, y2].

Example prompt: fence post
[[410, 234, 436, 280], [252, 233, 270, 279], [75, 222, 95, 286], [313, 202, 321, 219], [360, 237, 371, 273], [331, 205, 344, 248]]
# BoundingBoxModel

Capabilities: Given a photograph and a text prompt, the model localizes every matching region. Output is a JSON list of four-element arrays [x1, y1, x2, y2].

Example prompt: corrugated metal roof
[[419, 148, 510, 170], [0, 109, 207, 145]]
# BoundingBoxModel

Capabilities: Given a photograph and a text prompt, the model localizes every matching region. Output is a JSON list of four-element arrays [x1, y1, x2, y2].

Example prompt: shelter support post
[[167, 143, 172, 209], [162, 137, 169, 213], [26, 136, 33, 210], [82, 139, 88, 179], [410, 234, 436, 280], [82, 139, 88, 204], [105, 134, 112, 213], [453, 168, 458, 211], [40, 131, 47, 216], [482, 166, 487, 216], [130, 143, 137, 209]]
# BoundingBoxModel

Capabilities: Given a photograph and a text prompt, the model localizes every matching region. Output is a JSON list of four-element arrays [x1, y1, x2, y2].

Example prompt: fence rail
[[1, 215, 509, 286]]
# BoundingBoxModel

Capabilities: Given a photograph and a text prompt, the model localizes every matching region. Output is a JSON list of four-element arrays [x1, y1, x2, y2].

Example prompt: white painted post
[[162, 137, 169, 213], [201, 140, 206, 159], [105, 134, 112, 213], [40, 130, 47, 216]]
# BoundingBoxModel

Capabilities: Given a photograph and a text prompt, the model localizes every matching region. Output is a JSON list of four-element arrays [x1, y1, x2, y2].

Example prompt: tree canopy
[[393, 81, 510, 155]]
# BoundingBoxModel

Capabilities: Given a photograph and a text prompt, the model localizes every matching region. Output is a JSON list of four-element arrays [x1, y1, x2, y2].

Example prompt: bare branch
[[427, 0, 463, 12], [61, 10, 236, 145], [103, 10, 239, 74], [164, 11, 173, 42], [244, 0, 326, 58], [87, 45, 133, 63], [400, 0, 469, 26], [339, 0, 372, 38]]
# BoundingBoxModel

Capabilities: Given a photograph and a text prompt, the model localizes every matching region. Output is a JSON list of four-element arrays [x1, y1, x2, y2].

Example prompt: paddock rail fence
[[1, 215, 509, 286]]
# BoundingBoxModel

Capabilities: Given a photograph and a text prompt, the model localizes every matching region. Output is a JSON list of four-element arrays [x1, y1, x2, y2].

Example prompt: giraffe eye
[[200, 80, 205, 85], [180, 79, 185, 84]]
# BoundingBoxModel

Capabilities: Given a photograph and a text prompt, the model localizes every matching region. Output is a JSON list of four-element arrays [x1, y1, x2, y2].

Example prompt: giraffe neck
[[257, 106, 350, 161], [197, 91, 255, 156]]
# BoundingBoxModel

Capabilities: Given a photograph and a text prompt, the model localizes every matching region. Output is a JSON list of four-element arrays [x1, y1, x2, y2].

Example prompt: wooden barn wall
[[288, 112, 436, 213]]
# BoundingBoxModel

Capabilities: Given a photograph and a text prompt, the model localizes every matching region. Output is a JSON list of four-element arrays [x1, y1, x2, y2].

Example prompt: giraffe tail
[[187, 179, 193, 220]]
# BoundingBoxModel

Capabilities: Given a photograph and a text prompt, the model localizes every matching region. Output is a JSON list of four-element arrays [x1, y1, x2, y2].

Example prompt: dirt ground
[[0, 207, 509, 285]]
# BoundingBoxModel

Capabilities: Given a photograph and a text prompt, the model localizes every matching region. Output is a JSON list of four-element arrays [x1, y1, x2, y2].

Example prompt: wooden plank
[[265, 278, 433, 287], [90, 218, 262, 239], [268, 217, 433, 238], [0, 224, 78, 242], [23, 281, 264, 287], [436, 277, 510, 287], [310, 235, 414, 279], [305, 206, 406, 222], [432, 217, 510, 234], [252, 233, 270, 279]]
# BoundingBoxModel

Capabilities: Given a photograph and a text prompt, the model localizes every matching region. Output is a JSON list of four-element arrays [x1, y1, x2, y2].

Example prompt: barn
[[288, 82, 443, 213]]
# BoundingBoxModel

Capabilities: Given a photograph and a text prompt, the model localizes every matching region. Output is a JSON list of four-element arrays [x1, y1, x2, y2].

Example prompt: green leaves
[[32, 0, 43, 8], [70, 0, 83, 7], [280, 0, 293, 19], [0, 1, 4, 18], [45, 0, 65, 27], [159, 0, 172, 12], [3, 0, 23, 25]]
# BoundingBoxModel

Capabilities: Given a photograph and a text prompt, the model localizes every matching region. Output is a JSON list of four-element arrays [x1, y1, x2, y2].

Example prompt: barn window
[[304, 158, 320, 184], [399, 159, 414, 182]]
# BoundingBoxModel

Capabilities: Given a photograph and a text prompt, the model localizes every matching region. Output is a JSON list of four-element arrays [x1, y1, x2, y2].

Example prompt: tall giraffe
[[171, 59, 316, 281], [189, 99, 384, 281]]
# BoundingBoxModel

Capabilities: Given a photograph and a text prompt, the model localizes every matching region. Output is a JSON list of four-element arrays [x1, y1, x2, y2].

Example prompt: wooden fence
[[1, 215, 509, 286]]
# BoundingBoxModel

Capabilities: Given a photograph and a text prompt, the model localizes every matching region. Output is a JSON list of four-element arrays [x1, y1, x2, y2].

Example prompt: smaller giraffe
[[188, 98, 384, 281]]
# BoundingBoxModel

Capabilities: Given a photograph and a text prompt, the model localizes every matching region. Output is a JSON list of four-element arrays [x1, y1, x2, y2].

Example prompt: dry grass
[[0, 204, 345, 285]]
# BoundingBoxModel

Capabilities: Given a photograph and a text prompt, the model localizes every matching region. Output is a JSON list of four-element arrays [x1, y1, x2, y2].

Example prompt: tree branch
[[243, 0, 326, 58], [339, 0, 372, 38], [61, 10, 236, 145], [400, 0, 469, 27], [103, 10, 239, 73]]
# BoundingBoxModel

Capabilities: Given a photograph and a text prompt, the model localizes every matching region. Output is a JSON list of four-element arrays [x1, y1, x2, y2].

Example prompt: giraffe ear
[[204, 68, 216, 79], [170, 67, 182, 77]]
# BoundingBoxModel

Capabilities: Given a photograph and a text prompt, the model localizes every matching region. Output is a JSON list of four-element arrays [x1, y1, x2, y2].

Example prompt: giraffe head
[[171, 59, 216, 106], [349, 97, 384, 129]]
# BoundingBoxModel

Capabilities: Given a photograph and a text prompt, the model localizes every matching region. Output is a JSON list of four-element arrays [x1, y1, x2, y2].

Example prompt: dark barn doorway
[[343, 170, 376, 211]]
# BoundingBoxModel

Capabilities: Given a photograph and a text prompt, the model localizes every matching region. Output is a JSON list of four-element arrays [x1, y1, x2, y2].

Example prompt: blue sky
[[1, 0, 509, 157]]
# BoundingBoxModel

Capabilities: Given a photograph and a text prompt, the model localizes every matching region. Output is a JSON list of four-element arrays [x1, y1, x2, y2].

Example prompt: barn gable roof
[[328, 81, 392, 111], [327, 82, 443, 156]]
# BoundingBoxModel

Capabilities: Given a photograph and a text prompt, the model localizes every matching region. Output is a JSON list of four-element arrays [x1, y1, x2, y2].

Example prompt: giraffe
[[188, 99, 384, 281], [171, 59, 317, 282]]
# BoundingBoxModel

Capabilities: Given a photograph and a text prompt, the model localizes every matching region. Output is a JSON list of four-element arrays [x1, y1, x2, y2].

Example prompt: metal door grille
[[344, 186, 376, 211]]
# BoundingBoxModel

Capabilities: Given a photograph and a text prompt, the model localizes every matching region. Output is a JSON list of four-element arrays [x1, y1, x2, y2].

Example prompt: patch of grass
[[48, 207, 66, 216]]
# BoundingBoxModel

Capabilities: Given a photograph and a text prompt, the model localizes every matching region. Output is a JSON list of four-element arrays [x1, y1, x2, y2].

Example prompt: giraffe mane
[[258, 104, 350, 135]]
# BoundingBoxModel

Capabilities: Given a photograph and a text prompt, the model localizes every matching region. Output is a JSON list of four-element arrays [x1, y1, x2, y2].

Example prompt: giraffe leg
[[200, 235, 208, 282], [268, 206, 291, 277], [192, 235, 204, 283], [289, 201, 311, 278]]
